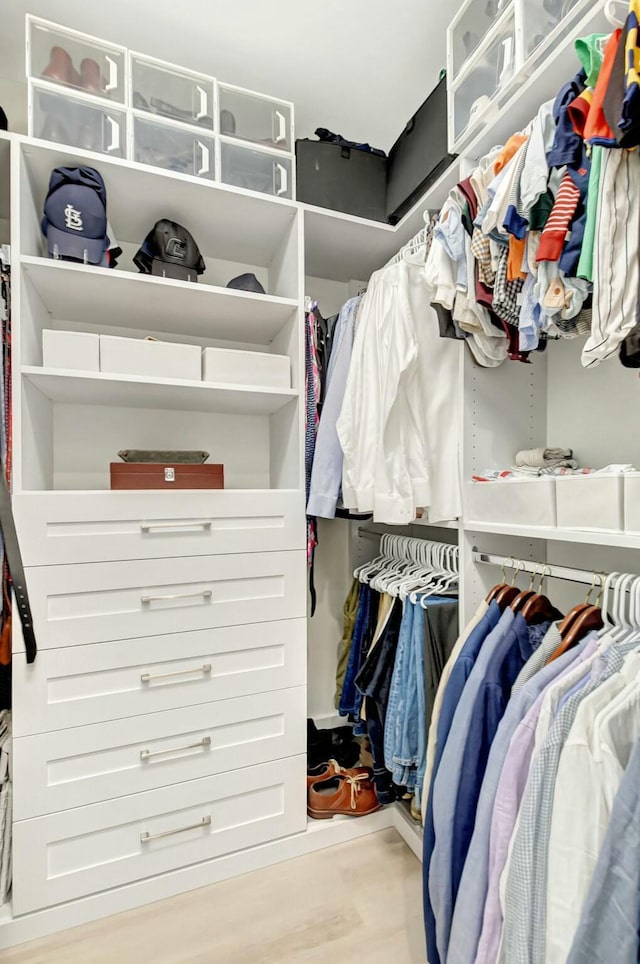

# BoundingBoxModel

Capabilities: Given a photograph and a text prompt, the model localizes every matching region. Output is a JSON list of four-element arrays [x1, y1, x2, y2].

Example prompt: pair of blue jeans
[[355, 598, 403, 804], [384, 602, 426, 796]]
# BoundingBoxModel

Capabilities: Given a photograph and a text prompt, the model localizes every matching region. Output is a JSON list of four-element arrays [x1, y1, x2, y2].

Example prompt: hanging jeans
[[397, 604, 426, 798], [385, 603, 426, 800], [355, 599, 403, 804], [384, 602, 415, 783]]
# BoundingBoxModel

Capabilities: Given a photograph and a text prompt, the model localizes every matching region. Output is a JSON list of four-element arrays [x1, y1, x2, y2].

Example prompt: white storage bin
[[31, 82, 127, 157], [625, 473, 640, 534], [132, 115, 216, 180], [220, 140, 294, 199], [130, 54, 214, 130], [43, 330, 99, 372], [466, 477, 556, 527], [27, 16, 126, 104], [202, 347, 290, 389], [451, 12, 515, 145], [100, 335, 201, 381], [448, 0, 512, 80], [218, 84, 293, 152], [556, 474, 624, 532]]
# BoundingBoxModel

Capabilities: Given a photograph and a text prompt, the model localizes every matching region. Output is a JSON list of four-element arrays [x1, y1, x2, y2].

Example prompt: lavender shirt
[[475, 636, 600, 964]]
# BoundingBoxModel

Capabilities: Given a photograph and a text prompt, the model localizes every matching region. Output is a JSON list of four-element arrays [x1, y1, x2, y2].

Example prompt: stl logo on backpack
[[64, 203, 83, 231]]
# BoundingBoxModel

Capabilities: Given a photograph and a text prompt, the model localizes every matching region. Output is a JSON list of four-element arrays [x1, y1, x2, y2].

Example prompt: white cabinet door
[[13, 755, 306, 915], [23, 550, 305, 649], [14, 490, 305, 566], [14, 686, 306, 818], [12, 618, 306, 735]]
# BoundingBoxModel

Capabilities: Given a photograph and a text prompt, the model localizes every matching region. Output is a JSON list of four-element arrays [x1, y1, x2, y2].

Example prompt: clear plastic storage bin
[[466, 477, 556, 527], [556, 474, 625, 532], [133, 116, 216, 180], [130, 55, 215, 131], [452, 13, 516, 141], [522, 0, 591, 62], [27, 17, 126, 103], [448, 0, 513, 79], [220, 141, 293, 199], [218, 85, 293, 152], [31, 83, 126, 157]]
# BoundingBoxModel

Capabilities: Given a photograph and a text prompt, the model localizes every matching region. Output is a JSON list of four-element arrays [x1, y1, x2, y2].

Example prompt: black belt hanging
[[0, 470, 36, 663]]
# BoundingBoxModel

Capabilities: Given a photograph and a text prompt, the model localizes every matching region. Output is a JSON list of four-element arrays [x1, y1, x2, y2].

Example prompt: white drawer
[[12, 618, 306, 736], [14, 686, 306, 818], [218, 83, 293, 152], [130, 54, 214, 130], [13, 755, 306, 915], [133, 114, 216, 180], [23, 550, 305, 650], [28, 17, 127, 104], [31, 82, 127, 158], [14, 491, 304, 566]]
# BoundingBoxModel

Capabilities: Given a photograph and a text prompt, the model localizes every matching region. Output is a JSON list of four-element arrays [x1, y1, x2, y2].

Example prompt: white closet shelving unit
[[0, 0, 629, 949]]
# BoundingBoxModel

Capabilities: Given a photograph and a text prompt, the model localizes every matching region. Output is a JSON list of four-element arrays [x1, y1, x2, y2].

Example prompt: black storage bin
[[295, 140, 387, 222], [385, 76, 457, 225]]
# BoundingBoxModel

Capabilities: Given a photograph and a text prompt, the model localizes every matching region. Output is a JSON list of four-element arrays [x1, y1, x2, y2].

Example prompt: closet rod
[[357, 527, 382, 541], [472, 550, 620, 589]]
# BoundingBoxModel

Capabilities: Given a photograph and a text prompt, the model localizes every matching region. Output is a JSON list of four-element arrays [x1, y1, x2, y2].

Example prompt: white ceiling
[[0, 0, 462, 150]]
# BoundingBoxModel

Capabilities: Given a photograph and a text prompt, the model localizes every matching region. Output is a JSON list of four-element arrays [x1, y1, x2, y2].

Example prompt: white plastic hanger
[[604, 0, 627, 26]]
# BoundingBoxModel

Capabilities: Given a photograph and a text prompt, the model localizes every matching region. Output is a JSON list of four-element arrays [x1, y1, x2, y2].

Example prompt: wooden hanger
[[547, 573, 608, 664], [485, 557, 516, 604], [495, 560, 526, 608], [509, 564, 542, 614], [556, 573, 604, 638], [520, 566, 560, 623]]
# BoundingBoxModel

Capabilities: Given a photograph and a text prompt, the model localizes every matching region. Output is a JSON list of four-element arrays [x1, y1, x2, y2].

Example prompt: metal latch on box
[[164, 467, 176, 482]]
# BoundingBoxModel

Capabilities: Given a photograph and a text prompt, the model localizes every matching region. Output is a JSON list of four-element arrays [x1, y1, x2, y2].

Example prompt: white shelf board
[[466, 520, 640, 551], [303, 157, 460, 281], [22, 366, 298, 415], [22, 257, 298, 343], [20, 138, 297, 266]]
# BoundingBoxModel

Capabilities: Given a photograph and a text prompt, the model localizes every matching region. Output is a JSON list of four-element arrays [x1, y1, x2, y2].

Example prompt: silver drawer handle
[[140, 815, 211, 844], [141, 589, 212, 604], [141, 663, 212, 684], [140, 735, 211, 762], [140, 521, 212, 532]]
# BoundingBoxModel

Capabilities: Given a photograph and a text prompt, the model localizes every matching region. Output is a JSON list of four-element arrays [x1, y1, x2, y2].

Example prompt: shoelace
[[344, 772, 370, 810]]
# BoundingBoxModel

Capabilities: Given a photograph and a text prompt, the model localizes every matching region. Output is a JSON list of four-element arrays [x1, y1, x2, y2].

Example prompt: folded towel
[[515, 447, 574, 468]]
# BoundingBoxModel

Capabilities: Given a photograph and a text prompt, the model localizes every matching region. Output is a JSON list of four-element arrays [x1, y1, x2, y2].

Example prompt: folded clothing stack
[[512, 446, 578, 475]]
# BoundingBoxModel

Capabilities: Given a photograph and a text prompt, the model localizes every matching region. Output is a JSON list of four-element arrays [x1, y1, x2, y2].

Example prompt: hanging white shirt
[[337, 262, 429, 523], [545, 650, 640, 964]]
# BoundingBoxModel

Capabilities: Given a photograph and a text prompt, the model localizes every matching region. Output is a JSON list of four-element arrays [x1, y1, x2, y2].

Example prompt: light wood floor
[[0, 829, 425, 964]]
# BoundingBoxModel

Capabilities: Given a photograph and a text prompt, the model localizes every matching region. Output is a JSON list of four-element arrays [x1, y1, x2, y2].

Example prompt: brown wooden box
[[110, 463, 224, 490]]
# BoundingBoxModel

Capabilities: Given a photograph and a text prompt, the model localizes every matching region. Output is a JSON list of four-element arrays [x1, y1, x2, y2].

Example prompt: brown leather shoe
[[42, 47, 80, 88], [80, 58, 103, 94], [306, 759, 340, 789], [306, 760, 372, 790], [308, 772, 381, 819]]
